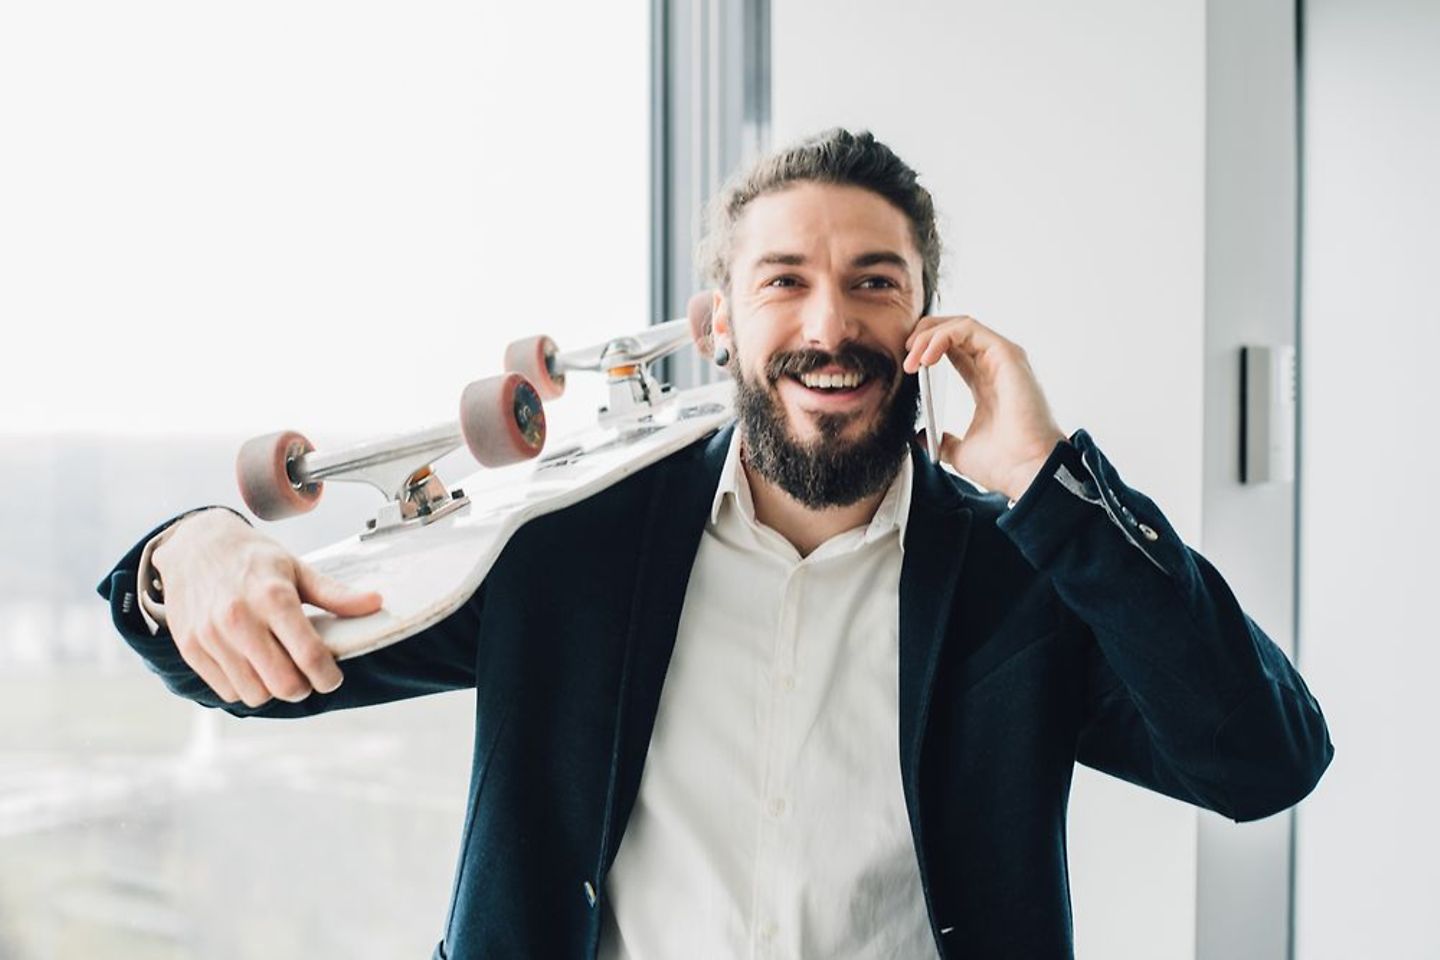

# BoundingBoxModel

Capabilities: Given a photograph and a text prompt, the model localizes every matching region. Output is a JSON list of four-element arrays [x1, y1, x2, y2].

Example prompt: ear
[[711, 289, 730, 338]]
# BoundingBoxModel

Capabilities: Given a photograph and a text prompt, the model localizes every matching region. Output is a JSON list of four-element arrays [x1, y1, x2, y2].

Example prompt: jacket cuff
[[95, 505, 252, 636], [997, 428, 1177, 578]]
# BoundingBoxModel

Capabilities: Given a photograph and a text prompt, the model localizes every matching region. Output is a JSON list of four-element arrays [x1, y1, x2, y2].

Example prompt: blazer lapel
[[598, 423, 734, 874], [898, 448, 973, 842]]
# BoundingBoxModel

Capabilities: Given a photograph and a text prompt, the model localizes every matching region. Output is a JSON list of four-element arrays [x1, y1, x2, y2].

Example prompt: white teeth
[[798, 371, 864, 390]]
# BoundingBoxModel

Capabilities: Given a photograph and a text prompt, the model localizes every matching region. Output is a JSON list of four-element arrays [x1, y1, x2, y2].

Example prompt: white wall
[[772, 2, 1207, 956], [1294, 0, 1440, 956]]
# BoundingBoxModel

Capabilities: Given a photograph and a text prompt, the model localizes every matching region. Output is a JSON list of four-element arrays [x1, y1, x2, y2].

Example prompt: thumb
[[913, 429, 963, 463], [937, 432, 963, 468], [295, 563, 384, 617]]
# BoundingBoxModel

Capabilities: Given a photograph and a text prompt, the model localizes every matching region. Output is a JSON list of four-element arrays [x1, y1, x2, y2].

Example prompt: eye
[[857, 276, 898, 290], [764, 274, 801, 288]]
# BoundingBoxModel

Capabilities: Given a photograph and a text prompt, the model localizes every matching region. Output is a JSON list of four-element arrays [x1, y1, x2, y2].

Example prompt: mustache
[[764, 343, 899, 385]]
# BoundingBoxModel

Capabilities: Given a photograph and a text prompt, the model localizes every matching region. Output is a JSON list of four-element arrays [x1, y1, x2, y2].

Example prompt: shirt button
[[760, 921, 778, 941], [780, 674, 796, 692], [1138, 523, 1159, 541], [767, 797, 787, 818]]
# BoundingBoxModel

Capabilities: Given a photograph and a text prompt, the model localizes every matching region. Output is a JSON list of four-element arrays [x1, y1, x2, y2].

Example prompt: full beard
[[732, 342, 921, 509]]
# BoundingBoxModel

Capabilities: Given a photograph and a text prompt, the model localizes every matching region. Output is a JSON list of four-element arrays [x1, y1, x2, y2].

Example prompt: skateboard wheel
[[460, 373, 547, 467], [504, 335, 564, 400], [235, 430, 322, 521], [687, 290, 715, 359]]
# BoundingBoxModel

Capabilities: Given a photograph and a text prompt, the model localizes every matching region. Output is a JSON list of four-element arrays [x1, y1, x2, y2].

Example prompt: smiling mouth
[[777, 371, 884, 418], [789, 370, 871, 392]]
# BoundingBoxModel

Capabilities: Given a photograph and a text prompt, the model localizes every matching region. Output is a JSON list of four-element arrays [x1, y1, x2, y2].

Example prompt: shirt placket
[[752, 559, 805, 958]]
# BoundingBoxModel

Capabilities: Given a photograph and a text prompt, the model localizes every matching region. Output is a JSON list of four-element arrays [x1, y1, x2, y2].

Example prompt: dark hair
[[699, 128, 942, 313]]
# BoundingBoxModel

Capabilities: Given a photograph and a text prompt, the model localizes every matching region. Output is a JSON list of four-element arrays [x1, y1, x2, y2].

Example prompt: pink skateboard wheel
[[686, 290, 716, 359], [504, 335, 564, 400], [235, 430, 322, 521], [460, 373, 547, 467]]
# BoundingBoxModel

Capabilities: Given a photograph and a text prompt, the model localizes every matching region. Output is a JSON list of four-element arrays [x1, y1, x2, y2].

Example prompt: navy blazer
[[98, 425, 1333, 959]]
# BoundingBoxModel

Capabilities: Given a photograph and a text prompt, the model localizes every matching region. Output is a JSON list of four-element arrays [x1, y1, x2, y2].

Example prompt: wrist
[[1002, 461, 1047, 504], [154, 507, 247, 575], [1002, 434, 1068, 503]]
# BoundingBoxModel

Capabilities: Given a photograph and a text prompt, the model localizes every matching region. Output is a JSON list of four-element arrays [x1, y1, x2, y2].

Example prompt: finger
[[295, 564, 383, 618], [267, 595, 345, 694], [920, 333, 952, 368], [198, 622, 272, 707], [942, 315, 1015, 363], [907, 314, 974, 350], [222, 601, 312, 703], [949, 344, 983, 392], [906, 317, 987, 369], [904, 314, 947, 350], [931, 329, 988, 394], [904, 327, 948, 373], [907, 329, 971, 381], [175, 632, 241, 703]]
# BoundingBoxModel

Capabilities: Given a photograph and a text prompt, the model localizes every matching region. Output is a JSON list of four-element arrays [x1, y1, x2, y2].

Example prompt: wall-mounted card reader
[[1240, 344, 1296, 484]]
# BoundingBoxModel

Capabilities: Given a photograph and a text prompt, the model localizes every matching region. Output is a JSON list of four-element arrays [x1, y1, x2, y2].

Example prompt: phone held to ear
[[919, 363, 940, 463]]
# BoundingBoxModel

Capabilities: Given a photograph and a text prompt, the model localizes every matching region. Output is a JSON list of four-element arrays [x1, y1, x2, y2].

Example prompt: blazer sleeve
[[995, 430, 1334, 822], [95, 509, 481, 720]]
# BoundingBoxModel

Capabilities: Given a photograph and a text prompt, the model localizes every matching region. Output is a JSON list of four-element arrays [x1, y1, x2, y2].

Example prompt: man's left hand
[[903, 315, 1068, 503]]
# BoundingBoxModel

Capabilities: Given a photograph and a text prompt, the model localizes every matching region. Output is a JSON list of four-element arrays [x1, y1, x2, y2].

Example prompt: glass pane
[[0, 2, 649, 956]]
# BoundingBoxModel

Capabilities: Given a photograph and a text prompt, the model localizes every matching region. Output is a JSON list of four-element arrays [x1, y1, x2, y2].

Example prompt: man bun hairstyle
[[699, 127, 943, 314]]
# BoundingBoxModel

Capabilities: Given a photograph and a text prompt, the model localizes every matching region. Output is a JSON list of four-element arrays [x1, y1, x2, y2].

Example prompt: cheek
[[732, 329, 782, 379], [739, 352, 775, 389]]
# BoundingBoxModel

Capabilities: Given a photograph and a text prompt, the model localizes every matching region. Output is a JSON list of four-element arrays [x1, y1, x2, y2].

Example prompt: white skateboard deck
[[299, 381, 733, 660]]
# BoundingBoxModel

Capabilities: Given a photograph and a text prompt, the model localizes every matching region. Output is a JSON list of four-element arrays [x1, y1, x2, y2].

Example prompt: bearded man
[[97, 128, 1333, 959]]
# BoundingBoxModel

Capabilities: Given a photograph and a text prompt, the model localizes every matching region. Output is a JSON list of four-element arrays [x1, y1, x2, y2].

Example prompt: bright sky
[[0, 2, 648, 440]]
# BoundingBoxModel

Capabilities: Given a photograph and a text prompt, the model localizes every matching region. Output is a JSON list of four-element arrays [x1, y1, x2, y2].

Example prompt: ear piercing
[[713, 345, 731, 367]]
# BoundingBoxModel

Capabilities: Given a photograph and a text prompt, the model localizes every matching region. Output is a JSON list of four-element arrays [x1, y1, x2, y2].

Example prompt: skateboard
[[234, 294, 732, 661]]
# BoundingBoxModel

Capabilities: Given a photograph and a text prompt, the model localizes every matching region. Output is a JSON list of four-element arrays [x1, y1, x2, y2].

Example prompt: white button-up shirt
[[598, 429, 939, 959]]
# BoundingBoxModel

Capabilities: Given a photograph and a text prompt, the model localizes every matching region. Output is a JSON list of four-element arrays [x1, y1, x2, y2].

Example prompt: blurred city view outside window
[[0, 3, 649, 956]]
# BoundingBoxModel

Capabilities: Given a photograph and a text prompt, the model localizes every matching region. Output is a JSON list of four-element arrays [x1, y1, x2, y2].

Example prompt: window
[[0, 3, 649, 955]]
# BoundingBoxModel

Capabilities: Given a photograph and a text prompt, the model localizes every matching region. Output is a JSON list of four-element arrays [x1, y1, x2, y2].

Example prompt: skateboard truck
[[504, 294, 717, 427], [301, 424, 474, 539], [592, 320, 694, 423], [235, 373, 547, 538]]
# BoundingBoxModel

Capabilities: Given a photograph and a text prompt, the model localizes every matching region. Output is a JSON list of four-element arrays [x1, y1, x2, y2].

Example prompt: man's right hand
[[152, 509, 383, 707]]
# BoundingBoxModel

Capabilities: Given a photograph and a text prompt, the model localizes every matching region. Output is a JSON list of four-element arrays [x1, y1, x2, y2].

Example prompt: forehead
[[731, 181, 918, 266]]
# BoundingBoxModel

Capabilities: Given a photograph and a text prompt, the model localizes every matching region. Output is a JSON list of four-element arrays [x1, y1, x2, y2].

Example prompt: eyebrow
[[850, 250, 909, 270], [751, 250, 911, 270]]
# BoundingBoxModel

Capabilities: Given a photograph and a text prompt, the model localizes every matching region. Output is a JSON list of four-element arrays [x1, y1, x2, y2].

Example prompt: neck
[[739, 438, 896, 557]]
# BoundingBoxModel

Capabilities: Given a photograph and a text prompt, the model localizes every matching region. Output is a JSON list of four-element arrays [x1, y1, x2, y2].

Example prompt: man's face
[[716, 181, 925, 508]]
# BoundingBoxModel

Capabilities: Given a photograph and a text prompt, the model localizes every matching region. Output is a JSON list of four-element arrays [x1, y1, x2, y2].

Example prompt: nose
[[799, 280, 857, 350]]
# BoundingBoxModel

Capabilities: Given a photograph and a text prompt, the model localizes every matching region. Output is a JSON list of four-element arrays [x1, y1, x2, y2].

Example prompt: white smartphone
[[918, 363, 940, 462]]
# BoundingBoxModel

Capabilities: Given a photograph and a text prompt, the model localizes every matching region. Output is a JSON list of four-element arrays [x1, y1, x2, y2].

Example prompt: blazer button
[[583, 881, 597, 907], [1138, 523, 1159, 541]]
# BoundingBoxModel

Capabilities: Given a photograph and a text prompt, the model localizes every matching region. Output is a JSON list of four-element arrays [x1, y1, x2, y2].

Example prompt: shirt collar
[[708, 427, 913, 551]]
